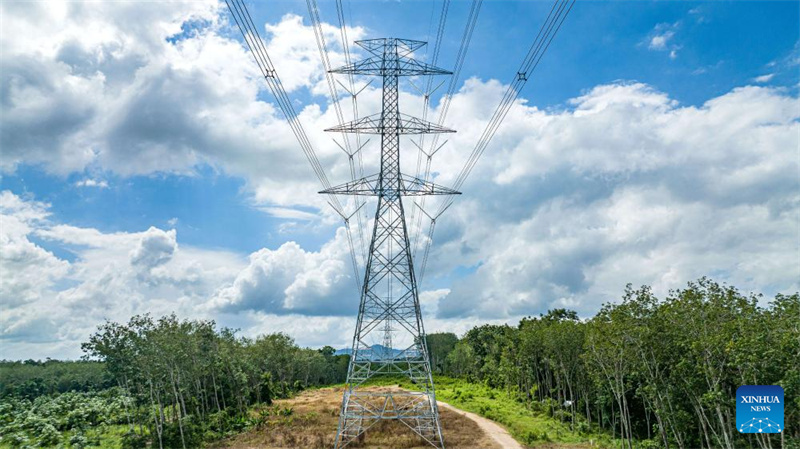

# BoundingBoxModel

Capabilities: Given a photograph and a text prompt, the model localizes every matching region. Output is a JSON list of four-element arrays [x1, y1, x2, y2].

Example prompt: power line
[[416, 0, 575, 284], [409, 0, 451, 246], [447, 0, 575, 203], [224, 0, 346, 217], [412, 0, 483, 271], [227, 0, 574, 304], [307, 0, 350, 150], [334, 0, 369, 265], [306, 0, 366, 289]]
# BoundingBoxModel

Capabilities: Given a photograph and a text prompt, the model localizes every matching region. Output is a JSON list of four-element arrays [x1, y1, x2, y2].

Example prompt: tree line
[[2, 277, 796, 448], [79, 314, 348, 448], [427, 278, 799, 449], [0, 360, 111, 399]]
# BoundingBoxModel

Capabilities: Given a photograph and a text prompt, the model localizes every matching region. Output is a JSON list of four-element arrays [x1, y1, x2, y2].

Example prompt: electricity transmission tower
[[322, 38, 458, 449], [225, 0, 574, 446]]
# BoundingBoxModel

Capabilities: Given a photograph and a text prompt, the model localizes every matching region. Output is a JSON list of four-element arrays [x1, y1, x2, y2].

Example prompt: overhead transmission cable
[[417, 0, 575, 283], [429, 0, 483, 155], [306, 0, 366, 290], [408, 0, 451, 258], [412, 0, 483, 273], [307, 0, 350, 152], [224, 0, 346, 219], [422, 0, 438, 62], [334, 0, 369, 267], [445, 0, 575, 205]]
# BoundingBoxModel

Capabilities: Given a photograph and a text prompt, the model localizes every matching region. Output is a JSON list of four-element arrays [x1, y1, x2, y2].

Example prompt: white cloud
[[74, 178, 109, 188], [0, 3, 366, 214], [0, 1, 221, 174], [0, 192, 69, 309], [0, 189, 366, 357], [262, 14, 359, 94], [210, 227, 356, 316], [752, 74, 775, 83], [425, 82, 799, 318], [0, 191, 247, 359], [0, 2, 798, 359], [645, 22, 681, 58], [648, 30, 675, 51], [261, 207, 320, 221], [130, 227, 177, 269]]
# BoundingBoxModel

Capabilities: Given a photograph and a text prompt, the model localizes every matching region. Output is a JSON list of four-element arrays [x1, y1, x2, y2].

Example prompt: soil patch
[[213, 386, 503, 449]]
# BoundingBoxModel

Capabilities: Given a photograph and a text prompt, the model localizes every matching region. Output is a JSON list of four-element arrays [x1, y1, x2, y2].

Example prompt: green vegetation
[[0, 389, 132, 449], [375, 375, 616, 446], [1, 278, 797, 449], [1, 314, 348, 449], [0, 360, 112, 399], [424, 278, 799, 449]]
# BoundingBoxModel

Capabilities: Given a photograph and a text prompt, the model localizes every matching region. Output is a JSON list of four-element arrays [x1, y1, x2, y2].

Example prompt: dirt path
[[438, 401, 523, 449]]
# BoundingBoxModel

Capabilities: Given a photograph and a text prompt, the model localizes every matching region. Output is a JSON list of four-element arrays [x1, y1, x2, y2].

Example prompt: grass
[[84, 424, 129, 449], [368, 376, 618, 448]]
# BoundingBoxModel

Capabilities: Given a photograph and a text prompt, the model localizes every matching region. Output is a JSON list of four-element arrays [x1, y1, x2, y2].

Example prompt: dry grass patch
[[213, 386, 501, 449]]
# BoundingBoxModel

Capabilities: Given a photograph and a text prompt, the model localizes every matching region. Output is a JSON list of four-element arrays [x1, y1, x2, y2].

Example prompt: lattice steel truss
[[323, 38, 457, 449]]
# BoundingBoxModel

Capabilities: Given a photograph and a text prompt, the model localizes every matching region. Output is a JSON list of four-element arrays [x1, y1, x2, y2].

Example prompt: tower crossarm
[[331, 38, 452, 77], [332, 55, 452, 77], [356, 38, 427, 56], [325, 112, 455, 135], [320, 173, 461, 196]]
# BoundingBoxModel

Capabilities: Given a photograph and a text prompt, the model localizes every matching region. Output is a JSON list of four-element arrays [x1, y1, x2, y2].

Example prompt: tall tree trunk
[[170, 368, 187, 449], [149, 379, 164, 449]]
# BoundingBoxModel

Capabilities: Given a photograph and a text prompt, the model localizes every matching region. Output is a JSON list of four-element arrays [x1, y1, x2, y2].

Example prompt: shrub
[[5, 431, 30, 448], [69, 432, 90, 449], [120, 430, 148, 449], [161, 416, 203, 449], [37, 423, 61, 446]]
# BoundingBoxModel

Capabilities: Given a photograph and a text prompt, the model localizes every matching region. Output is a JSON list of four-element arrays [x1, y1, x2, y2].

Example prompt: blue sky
[[1, 0, 798, 359], [4, 1, 797, 255], [245, 1, 799, 107]]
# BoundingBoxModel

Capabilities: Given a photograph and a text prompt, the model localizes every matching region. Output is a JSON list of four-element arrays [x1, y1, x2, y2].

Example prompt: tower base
[[335, 389, 444, 448]]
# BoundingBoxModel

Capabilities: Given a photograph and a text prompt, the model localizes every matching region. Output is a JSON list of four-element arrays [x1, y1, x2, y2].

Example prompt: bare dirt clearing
[[212, 386, 505, 449]]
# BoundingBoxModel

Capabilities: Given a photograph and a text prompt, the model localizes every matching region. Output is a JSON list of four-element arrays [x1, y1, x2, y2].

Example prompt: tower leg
[[333, 195, 444, 449]]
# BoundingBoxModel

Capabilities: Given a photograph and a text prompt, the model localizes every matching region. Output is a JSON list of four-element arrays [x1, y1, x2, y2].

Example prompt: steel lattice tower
[[321, 38, 458, 449]]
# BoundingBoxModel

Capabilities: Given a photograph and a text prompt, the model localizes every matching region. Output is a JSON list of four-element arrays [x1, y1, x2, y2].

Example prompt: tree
[[425, 333, 459, 373]]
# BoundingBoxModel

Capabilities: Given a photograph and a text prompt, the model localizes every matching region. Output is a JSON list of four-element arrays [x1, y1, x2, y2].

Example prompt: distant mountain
[[334, 344, 404, 358]]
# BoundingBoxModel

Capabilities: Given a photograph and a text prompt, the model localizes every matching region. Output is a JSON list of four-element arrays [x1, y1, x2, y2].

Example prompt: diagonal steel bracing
[[323, 38, 458, 449]]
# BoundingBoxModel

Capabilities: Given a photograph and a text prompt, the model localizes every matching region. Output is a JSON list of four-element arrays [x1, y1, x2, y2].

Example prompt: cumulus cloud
[[0, 191, 246, 359], [130, 227, 177, 269], [0, 192, 361, 359], [210, 227, 356, 316], [426, 82, 799, 318], [0, 2, 365, 213], [262, 13, 359, 94], [0, 0, 375, 355], [0, 192, 69, 308], [0, 1, 220, 174], [0, 1, 797, 359]]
